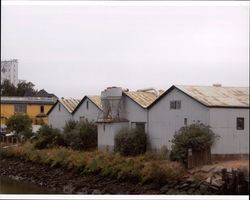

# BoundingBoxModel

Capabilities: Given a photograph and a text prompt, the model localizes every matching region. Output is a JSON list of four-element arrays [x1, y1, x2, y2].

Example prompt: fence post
[[187, 148, 193, 169]]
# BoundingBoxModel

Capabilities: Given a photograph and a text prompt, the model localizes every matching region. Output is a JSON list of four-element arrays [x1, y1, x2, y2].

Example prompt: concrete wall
[[148, 88, 209, 151], [209, 108, 249, 154], [48, 103, 72, 130], [73, 99, 101, 123], [98, 122, 129, 151]]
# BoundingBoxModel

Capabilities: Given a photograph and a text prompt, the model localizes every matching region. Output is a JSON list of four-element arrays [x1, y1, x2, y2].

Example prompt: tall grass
[[0, 142, 185, 184]]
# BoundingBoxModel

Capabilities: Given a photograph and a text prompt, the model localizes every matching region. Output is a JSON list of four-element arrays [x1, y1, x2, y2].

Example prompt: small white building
[[72, 95, 102, 123], [97, 87, 163, 151], [148, 85, 249, 157], [47, 98, 80, 130]]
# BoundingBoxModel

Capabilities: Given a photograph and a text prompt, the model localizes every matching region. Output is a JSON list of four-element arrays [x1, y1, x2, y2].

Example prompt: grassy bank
[[0, 143, 185, 184]]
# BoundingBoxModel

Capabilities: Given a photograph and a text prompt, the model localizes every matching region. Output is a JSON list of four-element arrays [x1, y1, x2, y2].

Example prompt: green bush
[[0, 142, 185, 184], [6, 114, 32, 135], [64, 119, 97, 151], [33, 125, 65, 149], [21, 129, 34, 141], [170, 122, 218, 166], [114, 127, 147, 156], [63, 119, 78, 133]]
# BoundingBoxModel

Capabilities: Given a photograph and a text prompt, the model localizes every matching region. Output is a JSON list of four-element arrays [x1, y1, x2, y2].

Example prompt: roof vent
[[213, 84, 222, 87]]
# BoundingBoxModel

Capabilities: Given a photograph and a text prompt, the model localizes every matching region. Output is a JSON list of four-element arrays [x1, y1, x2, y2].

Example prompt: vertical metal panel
[[149, 88, 210, 151]]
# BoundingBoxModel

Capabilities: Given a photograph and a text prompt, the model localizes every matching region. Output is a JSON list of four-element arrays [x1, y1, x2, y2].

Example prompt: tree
[[16, 81, 37, 96], [6, 114, 33, 140], [0, 80, 37, 96], [0, 80, 16, 96], [170, 122, 219, 166]]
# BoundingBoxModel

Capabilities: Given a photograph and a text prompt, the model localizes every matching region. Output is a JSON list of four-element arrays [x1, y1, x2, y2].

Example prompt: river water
[[0, 176, 54, 194]]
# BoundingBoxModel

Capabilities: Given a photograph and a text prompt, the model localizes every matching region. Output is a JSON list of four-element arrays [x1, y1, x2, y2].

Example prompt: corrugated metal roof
[[124, 90, 165, 108], [176, 85, 249, 107], [87, 95, 102, 110], [60, 98, 80, 113]]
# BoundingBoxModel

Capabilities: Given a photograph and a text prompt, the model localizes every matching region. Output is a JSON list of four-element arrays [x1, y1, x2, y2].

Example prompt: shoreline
[[0, 156, 216, 195]]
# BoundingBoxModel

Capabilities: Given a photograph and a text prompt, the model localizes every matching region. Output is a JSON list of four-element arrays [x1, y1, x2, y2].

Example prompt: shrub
[[33, 125, 65, 149], [63, 119, 78, 133], [64, 119, 97, 151], [6, 114, 32, 138], [114, 127, 147, 156], [0, 142, 185, 184], [21, 129, 34, 141], [141, 161, 184, 184], [170, 122, 218, 166]]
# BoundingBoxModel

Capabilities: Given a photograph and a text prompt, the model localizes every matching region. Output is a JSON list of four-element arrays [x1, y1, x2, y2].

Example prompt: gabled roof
[[60, 98, 80, 113], [47, 98, 80, 115], [72, 95, 102, 114], [149, 85, 249, 109], [123, 90, 165, 108], [88, 96, 102, 110]]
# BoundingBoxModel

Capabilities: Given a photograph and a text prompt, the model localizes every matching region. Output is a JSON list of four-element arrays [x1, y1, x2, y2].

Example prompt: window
[[40, 105, 44, 113], [58, 104, 61, 111], [80, 116, 85, 122], [236, 118, 244, 130], [170, 101, 175, 109], [184, 118, 187, 126], [131, 122, 146, 132], [14, 104, 27, 113], [170, 100, 181, 109], [86, 101, 89, 110]]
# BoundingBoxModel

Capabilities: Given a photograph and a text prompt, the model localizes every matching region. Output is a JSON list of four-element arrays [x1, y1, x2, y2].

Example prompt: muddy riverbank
[[0, 156, 222, 195]]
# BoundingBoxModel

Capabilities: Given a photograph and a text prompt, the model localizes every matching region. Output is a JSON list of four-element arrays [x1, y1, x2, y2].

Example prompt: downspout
[[146, 107, 150, 151], [147, 109, 149, 134]]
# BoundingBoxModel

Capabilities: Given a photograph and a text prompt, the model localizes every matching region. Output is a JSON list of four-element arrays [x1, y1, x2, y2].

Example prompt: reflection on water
[[0, 176, 54, 194]]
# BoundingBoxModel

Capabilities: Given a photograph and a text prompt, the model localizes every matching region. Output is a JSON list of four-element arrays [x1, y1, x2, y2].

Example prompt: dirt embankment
[[0, 156, 218, 195], [3, 156, 248, 195]]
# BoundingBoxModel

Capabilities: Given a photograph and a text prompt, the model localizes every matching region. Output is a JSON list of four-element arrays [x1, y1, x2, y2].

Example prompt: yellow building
[[0, 96, 57, 125]]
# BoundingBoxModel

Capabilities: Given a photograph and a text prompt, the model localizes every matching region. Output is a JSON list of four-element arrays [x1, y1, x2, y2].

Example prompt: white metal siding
[[73, 99, 101, 123], [48, 103, 72, 130], [97, 96, 148, 151], [98, 122, 129, 151], [148, 88, 209, 151], [124, 96, 148, 132], [209, 108, 249, 154]]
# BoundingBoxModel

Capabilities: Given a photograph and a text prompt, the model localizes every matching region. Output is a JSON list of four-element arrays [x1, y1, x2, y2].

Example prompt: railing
[[0, 135, 18, 144]]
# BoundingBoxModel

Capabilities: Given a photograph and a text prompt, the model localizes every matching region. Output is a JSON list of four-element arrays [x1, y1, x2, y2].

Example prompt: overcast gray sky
[[1, 2, 249, 98]]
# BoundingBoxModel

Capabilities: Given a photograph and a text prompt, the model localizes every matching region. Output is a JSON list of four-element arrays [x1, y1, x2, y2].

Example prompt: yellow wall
[[0, 103, 53, 125]]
